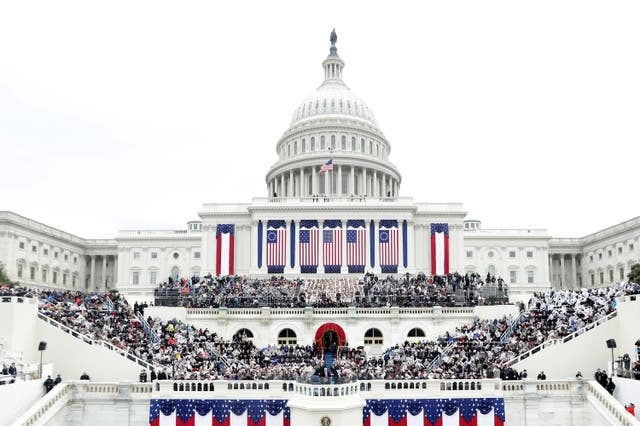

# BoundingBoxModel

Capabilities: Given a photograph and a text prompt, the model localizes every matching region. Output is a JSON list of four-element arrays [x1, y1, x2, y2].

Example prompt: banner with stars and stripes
[[346, 220, 366, 273], [363, 398, 505, 426], [149, 399, 290, 426], [379, 220, 399, 274], [266, 220, 287, 274], [323, 220, 343, 273], [299, 220, 319, 273]]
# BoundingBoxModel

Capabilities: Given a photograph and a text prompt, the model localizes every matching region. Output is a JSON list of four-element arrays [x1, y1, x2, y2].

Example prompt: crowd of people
[[154, 272, 509, 309], [1, 278, 639, 384]]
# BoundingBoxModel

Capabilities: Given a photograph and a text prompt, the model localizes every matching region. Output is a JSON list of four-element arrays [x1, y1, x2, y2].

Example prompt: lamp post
[[38, 341, 47, 379]]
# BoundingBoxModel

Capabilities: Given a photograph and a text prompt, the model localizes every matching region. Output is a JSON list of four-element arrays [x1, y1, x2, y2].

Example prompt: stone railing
[[185, 305, 477, 321], [38, 313, 159, 371], [12, 381, 154, 426], [583, 379, 640, 426], [505, 310, 618, 366]]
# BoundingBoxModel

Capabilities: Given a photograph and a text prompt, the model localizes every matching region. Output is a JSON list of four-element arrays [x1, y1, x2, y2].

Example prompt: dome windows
[[293, 141, 298, 155], [351, 137, 356, 151], [320, 136, 326, 150], [311, 137, 315, 151], [301, 139, 306, 153], [331, 135, 335, 149], [341, 135, 346, 150], [360, 139, 365, 153]]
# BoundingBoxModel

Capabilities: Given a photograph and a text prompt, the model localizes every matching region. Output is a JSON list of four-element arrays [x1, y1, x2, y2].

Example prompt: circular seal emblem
[[320, 417, 331, 426]]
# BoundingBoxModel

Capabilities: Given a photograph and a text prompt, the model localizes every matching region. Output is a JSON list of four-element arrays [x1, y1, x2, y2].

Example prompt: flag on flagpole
[[320, 159, 333, 172], [267, 220, 287, 274], [215, 224, 234, 276], [379, 220, 398, 274], [299, 220, 319, 273], [346, 220, 366, 273], [431, 223, 449, 275], [323, 220, 342, 273]]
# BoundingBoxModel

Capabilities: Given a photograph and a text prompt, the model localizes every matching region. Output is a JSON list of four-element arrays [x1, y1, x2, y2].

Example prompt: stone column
[[280, 174, 285, 197], [101, 256, 107, 289], [289, 170, 294, 197], [89, 256, 95, 289], [373, 170, 378, 197], [560, 255, 565, 289], [572, 255, 577, 289], [318, 220, 325, 274], [337, 165, 343, 195], [363, 168, 368, 196], [341, 221, 348, 273], [407, 221, 415, 273], [113, 255, 118, 288], [250, 221, 259, 274], [373, 220, 381, 273], [349, 166, 355, 195], [312, 167, 317, 195], [381, 175, 387, 198], [300, 168, 305, 197], [294, 220, 301, 273], [548, 254, 553, 285]]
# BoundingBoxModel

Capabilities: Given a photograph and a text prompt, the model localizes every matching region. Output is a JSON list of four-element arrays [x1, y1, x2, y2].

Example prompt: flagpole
[[328, 147, 334, 197]]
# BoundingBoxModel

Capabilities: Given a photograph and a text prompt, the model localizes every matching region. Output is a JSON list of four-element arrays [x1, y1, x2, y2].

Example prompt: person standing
[[43, 375, 54, 393], [53, 374, 62, 386], [537, 371, 547, 380], [606, 377, 616, 395]]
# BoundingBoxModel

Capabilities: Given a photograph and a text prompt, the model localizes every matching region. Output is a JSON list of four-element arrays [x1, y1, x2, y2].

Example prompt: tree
[[628, 263, 640, 284], [0, 262, 13, 285]]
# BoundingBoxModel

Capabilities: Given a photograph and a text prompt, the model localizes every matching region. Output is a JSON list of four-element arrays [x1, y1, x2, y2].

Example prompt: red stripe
[[390, 417, 407, 426], [248, 417, 265, 426], [150, 417, 160, 426], [229, 233, 235, 275], [216, 234, 222, 276], [425, 417, 442, 426], [460, 415, 477, 426], [430, 232, 436, 275], [444, 233, 449, 275], [177, 416, 195, 426], [494, 414, 504, 426]]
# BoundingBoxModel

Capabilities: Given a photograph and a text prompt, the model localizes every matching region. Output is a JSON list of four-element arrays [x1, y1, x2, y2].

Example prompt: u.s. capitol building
[[1, 33, 639, 300]]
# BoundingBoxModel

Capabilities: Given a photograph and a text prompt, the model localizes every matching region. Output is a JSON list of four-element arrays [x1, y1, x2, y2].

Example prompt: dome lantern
[[322, 29, 345, 86]]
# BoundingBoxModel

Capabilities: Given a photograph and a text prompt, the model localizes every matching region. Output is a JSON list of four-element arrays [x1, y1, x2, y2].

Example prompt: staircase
[[325, 352, 335, 373]]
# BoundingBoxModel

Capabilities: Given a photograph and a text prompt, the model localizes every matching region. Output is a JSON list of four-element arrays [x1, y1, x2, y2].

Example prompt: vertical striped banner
[[346, 220, 366, 273], [266, 220, 286, 274], [299, 220, 319, 273], [323, 220, 342, 273], [379, 220, 398, 274]]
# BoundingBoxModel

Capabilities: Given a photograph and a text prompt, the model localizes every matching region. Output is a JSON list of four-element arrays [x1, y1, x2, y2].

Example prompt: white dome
[[290, 82, 378, 127]]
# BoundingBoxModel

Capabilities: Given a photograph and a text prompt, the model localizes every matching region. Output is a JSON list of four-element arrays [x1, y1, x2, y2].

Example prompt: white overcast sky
[[1, 1, 638, 239]]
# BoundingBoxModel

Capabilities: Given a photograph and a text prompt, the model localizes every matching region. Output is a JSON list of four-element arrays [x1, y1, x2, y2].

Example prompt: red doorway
[[314, 322, 346, 351]]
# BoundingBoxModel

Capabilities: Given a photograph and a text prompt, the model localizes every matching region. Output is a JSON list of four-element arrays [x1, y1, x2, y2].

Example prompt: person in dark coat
[[80, 372, 90, 380], [44, 375, 54, 393], [606, 378, 616, 395], [53, 374, 62, 386], [537, 371, 547, 380], [157, 370, 168, 380], [150, 369, 157, 382]]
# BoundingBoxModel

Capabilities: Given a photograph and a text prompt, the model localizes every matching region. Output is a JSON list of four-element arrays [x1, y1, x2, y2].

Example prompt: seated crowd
[[154, 272, 508, 309], [1, 279, 638, 383]]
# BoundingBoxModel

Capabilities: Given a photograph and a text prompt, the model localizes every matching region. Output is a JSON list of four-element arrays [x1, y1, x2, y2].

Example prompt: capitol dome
[[266, 30, 402, 200]]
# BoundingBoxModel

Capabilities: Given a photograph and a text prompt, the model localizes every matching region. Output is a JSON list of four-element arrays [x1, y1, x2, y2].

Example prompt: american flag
[[266, 224, 286, 271], [363, 398, 505, 426], [346, 220, 366, 272], [379, 221, 398, 273], [149, 399, 290, 426], [323, 223, 342, 272], [320, 159, 333, 172], [299, 223, 319, 269]]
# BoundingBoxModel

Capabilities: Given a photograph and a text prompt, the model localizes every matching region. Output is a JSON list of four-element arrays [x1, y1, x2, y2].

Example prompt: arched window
[[331, 135, 336, 149], [351, 137, 356, 151], [277, 328, 297, 345], [341, 135, 346, 150], [364, 328, 383, 345], [321, 136, 326, 150], [287, 144, 291, 157], [369, 140, 373, 154], [311, 137, 315, 151], [301, 139, 306, 153], [407, 328, 426, 338], [293, 141, 297, 155], [235, 328, 254, 340], [360, 139, 365, 153]]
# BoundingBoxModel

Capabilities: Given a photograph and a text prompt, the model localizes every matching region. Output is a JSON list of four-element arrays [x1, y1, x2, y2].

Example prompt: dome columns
[[268, 165, 399, 199]]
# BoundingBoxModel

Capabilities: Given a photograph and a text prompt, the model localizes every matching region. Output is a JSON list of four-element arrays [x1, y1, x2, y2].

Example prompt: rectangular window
[[73, 257, 77, 264], [526, 251, 534, 258], [151, 252, 158, 259], [590, 274, 595, 286], [608, 250, 612, 257], [17, 265, 23, 278], [618, 247, 622, 254], [466, 251, 473, 258], [53, 271, 57, 284], [150, 271, 158, 285], [598, 253, 602, 260], [527, 270, 534, 284], [42, 270, 47, 282], [509, 270, 517, 284], [132, 272, 139, 285], [32, 246, 37, 253], [64, 254, 68, 261], [630, 243, 635, 251], [590, 255, 593, 262], [509, 251, 516, 258], [19, 242, 25, 250], [30, 267, 35, 280], [600, 272, 604, 284], [44, 248, 49, 256], [133, 252, 140, 260], [54, 252, 59, 259], [609, 270, 614, 282], [194, 251, 201, 259], [63, 273, 67, 285], [620, 268, 624, 281], [72, 275, 77, 287]]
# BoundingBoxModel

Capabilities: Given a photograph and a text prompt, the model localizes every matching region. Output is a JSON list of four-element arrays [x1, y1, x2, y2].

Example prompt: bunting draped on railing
[[323, 220, 342, 273], [299, 220, 319, 273], [363, 398, 505, 426], [267, 220, 287, 274], [347, 219, 366, 273], [150, 399, 290, 426]]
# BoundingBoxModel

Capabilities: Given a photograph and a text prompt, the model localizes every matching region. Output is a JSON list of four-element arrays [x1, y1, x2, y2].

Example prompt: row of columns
[[86, 254, 117, 289], [549, 253, 580, 289], [269, 165, 398, 198]]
